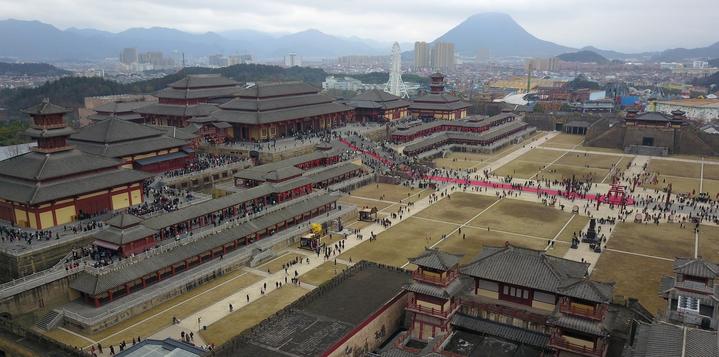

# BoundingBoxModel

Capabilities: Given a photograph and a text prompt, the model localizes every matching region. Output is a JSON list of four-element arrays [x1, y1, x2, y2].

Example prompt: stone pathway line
[[150, 178, 445, 342]]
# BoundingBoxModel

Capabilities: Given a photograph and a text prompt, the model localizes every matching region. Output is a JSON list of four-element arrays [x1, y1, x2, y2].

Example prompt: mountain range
[[0, 14, 717, 62]]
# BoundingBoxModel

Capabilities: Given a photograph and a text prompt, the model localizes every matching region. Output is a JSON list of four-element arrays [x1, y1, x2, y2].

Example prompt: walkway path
[[148, 177, 444, 344]]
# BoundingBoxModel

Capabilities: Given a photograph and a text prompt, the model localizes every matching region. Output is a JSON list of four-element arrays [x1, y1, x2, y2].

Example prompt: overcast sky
[[1, 0, 716, 52]]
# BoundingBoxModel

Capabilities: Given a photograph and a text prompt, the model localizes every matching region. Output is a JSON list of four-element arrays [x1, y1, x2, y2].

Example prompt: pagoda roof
[[25, 126, 75, 138], [409, 99, 471, 111], [557, 277, 614, 304], [348, 90, 411, 110], [352, 89, 401, 103], [134, 103, 218, 117], [409, 248, 462, 270], [673, 258, 719, 279], [154, 86, 240, 100], [168, 74, 239, 89], [70, 117, 166, 143], [413, 93, 465, 104], [93, 101, 151, 114], [0, 149, 123, 181], [106, 213, 143, 228], [155, 125, 200, 140], [211, 101, 352, 125], [87, 113, 144, 122], [0, 166, 150, 205], [219, 93, 334, 112], [94, 224, 157, 246], [21, 99, 71, 115], [233, 82, 319, 99]]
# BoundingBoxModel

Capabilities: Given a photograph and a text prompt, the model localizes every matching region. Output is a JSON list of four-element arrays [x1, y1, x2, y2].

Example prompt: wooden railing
[[549, 333, 606, 357], [406, 302, 459, 318], [411, 270, 458, 286], [559, 297, 607, 321], [460, 299, 548, 324]]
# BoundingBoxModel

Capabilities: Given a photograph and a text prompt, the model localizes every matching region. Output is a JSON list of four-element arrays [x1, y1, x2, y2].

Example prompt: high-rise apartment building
[[414, 42, 430, 70], [431, 42, 455, 72], [284, 53, 301, 67], [121, 48, 138, 65]]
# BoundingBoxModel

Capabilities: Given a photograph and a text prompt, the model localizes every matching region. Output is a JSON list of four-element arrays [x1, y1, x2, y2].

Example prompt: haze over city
[[0, 0, 717, 52], [1, 1, 719, 357]]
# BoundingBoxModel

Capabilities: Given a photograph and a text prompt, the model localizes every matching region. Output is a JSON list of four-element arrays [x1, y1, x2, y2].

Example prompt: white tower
[[384, 42, 409, 98]]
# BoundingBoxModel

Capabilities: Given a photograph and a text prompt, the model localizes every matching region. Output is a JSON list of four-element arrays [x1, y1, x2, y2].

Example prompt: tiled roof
[[403, 121, 528, 154], [557, 278, 614, 304], [106, 213, 143, 228], [630, 321, 719, 357], [233, 82, 319, 98], [211, 102, 353, 125], [155, 87, 239, 100], [233, 148, 342, 181], [71, 194, 339, 295], [674, 258, 719, 278], [134, 103, 218, 117], [403, 278, 465, 299], [451, 314, 550, 348], [409, 249, 462, 270], [70, 118, 164, 143], [461, 245, 597, 299], [93, 224, 157, 245], [21, 99, 70, 115], [219, 93, 334, 111], [0, 149, 122, 181], [25, 126, 76, 138], [0, 167, 150, 205], [168, 74, 239, 89], [352, 89, 402, 103], [547, 314, 606, 336], [93, 101, 151, 114], [72, 136, 188, 158]]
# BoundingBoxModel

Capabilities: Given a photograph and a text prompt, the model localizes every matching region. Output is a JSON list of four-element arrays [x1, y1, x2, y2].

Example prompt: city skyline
[[0, 0, 717, 53]]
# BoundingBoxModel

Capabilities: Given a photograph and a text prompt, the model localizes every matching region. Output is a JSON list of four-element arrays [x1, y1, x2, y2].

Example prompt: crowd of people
[[162, 153, 246, 178], [0, 220, 103, 246], [127, 184, 194, 217]]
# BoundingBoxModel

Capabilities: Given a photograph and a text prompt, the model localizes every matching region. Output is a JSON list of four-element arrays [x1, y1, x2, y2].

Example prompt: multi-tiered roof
[[209, 82, 353, 125], [0, 100, 149, 206]]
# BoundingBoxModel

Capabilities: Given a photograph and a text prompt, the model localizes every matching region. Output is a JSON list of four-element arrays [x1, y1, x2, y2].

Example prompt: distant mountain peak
[[432, 12, 573, 57]]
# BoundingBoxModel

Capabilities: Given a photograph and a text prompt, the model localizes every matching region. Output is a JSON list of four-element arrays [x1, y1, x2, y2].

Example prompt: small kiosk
[[359, 207, 378, 222], [300, 223, 324, 251]]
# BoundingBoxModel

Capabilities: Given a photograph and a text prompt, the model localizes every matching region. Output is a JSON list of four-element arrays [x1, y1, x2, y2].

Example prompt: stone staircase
[[36, 309, 63, 331]]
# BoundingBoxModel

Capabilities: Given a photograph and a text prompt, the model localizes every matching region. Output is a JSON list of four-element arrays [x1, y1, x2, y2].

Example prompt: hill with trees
[[0, 62, 71, 76], [557, 50, 610, 64], [0, 64, 329, 122]]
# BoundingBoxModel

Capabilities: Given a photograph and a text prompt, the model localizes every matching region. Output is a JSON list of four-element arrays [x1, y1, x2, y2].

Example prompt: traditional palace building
[[660, 257, 719, 330], [86, 100, 148, 124], [135, 74, 240, 127], [403, 249, 464, 340], [409, 72, 470, 120], [389, 245, 619, 357], [68, 117, 192, 173], [0, 100, 149, 229], [346, 89, 410, 122], [208, 82, 355, 141]]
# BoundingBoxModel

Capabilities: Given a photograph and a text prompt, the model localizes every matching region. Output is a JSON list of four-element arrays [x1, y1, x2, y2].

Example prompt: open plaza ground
[[45, 269, 263, 349], [36, 130, 719, 354], [299, 261, 349, 286], [492, 146, 623, 183], [590, 222, 719, 314], [338, 192, 582, 269], [199, 285, 308, 346], [430, 131, 545, 171]]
